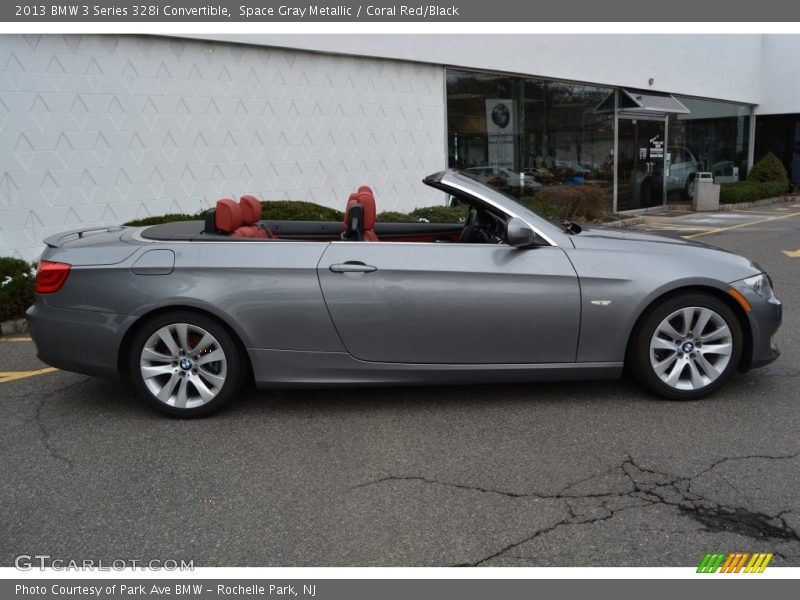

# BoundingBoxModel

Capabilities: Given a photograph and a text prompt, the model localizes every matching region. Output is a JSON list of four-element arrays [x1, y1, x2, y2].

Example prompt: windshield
[[445, 169, 568, 238]]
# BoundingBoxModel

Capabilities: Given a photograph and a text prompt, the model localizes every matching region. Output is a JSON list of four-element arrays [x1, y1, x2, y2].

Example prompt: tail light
[[36, 260, 71, 294]]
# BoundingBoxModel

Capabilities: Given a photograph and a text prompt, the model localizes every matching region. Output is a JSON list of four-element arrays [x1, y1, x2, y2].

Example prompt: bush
[[747, 152, 789, 184], [517, 195, 560, 220], [122, 201, 344, 227], [376, 211, 419, 223], [0, 257, 36, 321], [123, 213, 199, 227], [522, 185, 607, 222], [409, 205, 469, 223], [720, 180, 788, 204], [260, 200, 343, 222]]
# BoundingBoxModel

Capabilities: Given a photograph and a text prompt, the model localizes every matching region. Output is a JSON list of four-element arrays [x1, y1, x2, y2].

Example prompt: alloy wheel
[[139, 323, 227, 409], [649, 306, 733, 391]]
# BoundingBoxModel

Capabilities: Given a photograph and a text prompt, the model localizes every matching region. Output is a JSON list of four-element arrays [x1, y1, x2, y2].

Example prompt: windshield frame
[[424, 169, 570, 247]]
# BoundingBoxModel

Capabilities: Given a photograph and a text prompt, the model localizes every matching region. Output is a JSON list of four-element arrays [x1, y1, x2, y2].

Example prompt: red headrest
[[343, 192, 360, 226], [357, 191, 376, 230], [358, 185, 374, 196], [215, 199, 242, 233], [239, 195, 262, 225]]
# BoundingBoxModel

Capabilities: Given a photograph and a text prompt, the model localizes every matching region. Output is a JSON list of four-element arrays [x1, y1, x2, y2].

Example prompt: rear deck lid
[[42, 226, 139, 266]]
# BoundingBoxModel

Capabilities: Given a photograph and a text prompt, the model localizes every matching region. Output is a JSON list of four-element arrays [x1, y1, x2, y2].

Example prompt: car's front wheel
[[630, 293, 743, 400], [129, 311, 245, 417]]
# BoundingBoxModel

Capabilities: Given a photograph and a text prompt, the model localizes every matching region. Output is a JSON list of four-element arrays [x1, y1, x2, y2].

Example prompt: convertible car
[[27, 170, 781, 417]]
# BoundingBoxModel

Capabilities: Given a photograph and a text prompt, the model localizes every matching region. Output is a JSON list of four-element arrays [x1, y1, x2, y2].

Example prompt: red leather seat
[[232, 195, 271, 239], [239, 195, 262, 224], [342, 190, 378, 242], [342, 193, 360, 240], [359, 191, 378, 242], [215, 199, 243, 233]]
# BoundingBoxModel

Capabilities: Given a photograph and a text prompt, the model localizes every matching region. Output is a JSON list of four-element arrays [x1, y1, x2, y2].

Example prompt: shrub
[[260, 200, 343, 222], [123, 213, 199, 227], [747, 152, 789, 184], [517, 195, 560, 220], [0, 257, 36, 322], [522, 185, 608, 222], [409, 205, 469, 223], [720, 180, 788, 204], [376, 211, 419, 223]]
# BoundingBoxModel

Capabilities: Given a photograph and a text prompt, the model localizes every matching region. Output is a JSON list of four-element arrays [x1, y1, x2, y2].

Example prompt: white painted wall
[[4, 33, 799, 262], [0, 35, 445, 261], [758, 35, 800, 115], [203, 34, 764, 105]]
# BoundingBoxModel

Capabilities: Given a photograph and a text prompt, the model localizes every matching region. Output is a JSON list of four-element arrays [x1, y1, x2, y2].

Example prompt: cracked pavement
[[1, 208, 799, 567], [353, 452, 800, 566]]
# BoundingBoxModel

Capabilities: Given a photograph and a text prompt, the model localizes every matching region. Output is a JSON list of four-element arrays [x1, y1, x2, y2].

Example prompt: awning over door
[[595, 89, 690, 115]]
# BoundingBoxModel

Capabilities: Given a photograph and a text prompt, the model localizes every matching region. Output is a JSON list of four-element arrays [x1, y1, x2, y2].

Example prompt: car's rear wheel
[[129, 311, 244, 417], [630, 293, 742, 400]]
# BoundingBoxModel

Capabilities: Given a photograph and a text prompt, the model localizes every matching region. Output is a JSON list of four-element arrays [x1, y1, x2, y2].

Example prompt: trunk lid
[[41, 226, 139, 266]]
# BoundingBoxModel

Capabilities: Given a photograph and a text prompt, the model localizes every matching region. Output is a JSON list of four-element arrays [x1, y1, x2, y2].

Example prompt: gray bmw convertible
[[27, 170, 782, 417]]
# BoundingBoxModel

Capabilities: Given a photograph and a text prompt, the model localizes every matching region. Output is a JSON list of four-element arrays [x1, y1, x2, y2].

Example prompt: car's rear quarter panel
[[31, 236, 343, 379]]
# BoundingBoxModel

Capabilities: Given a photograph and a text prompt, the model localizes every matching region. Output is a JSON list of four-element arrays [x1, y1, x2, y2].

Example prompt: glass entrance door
[[617, 117, 667, 210]]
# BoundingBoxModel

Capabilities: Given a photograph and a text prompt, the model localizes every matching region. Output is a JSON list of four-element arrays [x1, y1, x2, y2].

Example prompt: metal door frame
[[615, 112, 669, 212]]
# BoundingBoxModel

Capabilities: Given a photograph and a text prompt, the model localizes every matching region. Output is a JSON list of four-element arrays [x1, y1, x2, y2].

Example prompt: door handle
[[329, 261, 377, 273]]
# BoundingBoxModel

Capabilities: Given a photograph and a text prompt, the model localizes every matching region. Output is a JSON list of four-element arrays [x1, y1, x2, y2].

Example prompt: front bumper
[[730, 281, 782, 371], [26, 298, 138, 379]]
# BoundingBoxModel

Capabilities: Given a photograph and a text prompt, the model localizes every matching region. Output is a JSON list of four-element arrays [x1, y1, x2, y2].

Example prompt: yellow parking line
[[683, 211, 800, 239], [0, 337, 32, 342], [0, 368, 57, 384]]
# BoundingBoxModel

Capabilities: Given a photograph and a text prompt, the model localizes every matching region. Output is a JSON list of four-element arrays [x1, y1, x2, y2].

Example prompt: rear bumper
[[26, 299, 137, 379]]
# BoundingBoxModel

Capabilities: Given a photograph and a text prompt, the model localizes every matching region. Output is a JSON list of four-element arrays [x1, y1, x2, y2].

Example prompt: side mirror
[[505, 217, 537, 248]]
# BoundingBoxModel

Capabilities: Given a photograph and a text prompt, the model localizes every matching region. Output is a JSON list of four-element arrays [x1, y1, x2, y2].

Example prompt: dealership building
[[2, 33, 800, 260]]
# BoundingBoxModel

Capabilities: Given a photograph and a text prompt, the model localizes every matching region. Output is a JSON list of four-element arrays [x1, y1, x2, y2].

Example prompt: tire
[[128, 310, 245, 418], [683, 175, 696, 201], [629, 293, 743, 401]]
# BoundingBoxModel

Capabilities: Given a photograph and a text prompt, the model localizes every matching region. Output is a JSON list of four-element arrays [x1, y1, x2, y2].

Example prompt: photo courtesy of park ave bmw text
[[0, 0, 799, 596]]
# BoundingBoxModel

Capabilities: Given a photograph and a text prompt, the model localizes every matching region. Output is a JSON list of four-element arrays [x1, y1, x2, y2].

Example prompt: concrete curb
[[1, 318, 28, 336], [601, 195, 798, 229], [602, 217, 647, 229], [666, 194, 799, 212]]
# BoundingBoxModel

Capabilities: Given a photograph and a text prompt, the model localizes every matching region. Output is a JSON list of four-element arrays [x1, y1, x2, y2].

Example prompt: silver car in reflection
[[27, 170, 781, 417]]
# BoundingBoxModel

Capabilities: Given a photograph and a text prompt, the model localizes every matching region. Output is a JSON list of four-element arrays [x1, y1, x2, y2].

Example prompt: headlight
[[742, 274, 777, 302]]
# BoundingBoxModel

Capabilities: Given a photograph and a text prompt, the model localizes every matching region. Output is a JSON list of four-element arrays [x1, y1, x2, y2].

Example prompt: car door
[[316, 241, 581, 364]]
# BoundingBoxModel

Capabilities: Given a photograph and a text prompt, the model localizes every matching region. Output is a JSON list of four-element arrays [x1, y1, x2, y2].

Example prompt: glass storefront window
[[446, 69, 754, 212], [446, 69, 614, 207], [667, 97, 752, 197], [755, 114, 800, 183]]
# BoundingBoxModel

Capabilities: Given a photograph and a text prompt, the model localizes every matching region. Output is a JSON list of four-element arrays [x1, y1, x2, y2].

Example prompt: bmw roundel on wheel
[[26, 170, 782, 417]]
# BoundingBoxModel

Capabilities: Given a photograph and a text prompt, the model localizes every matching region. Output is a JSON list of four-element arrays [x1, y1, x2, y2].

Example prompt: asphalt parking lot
[[1, 203, 799, 568]]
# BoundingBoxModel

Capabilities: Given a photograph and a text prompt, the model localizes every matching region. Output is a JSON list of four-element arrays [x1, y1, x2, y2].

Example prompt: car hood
[[573, 224, 710, 247], [568, 224, 763, 282]]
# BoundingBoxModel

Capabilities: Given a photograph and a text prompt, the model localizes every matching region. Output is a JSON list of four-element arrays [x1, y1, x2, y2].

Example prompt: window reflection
[[446, 69, 615, 209], [668, 97, 751, 195], [446, 69, 754, 212]]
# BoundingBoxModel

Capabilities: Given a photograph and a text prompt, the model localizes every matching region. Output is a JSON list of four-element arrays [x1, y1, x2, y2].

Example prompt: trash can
[[693, 172, 720, 212]]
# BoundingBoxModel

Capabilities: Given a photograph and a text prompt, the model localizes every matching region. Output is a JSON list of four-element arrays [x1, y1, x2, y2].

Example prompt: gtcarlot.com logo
[[697, 552, 773, 573], [15, 554, 194, 571]]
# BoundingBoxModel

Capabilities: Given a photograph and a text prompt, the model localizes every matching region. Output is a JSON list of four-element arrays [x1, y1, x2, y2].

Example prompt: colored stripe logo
[[697, 552, 773, 573]]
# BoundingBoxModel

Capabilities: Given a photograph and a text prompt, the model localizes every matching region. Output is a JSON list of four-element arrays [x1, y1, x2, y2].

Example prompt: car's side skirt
[[248, 349, 623, 388]]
